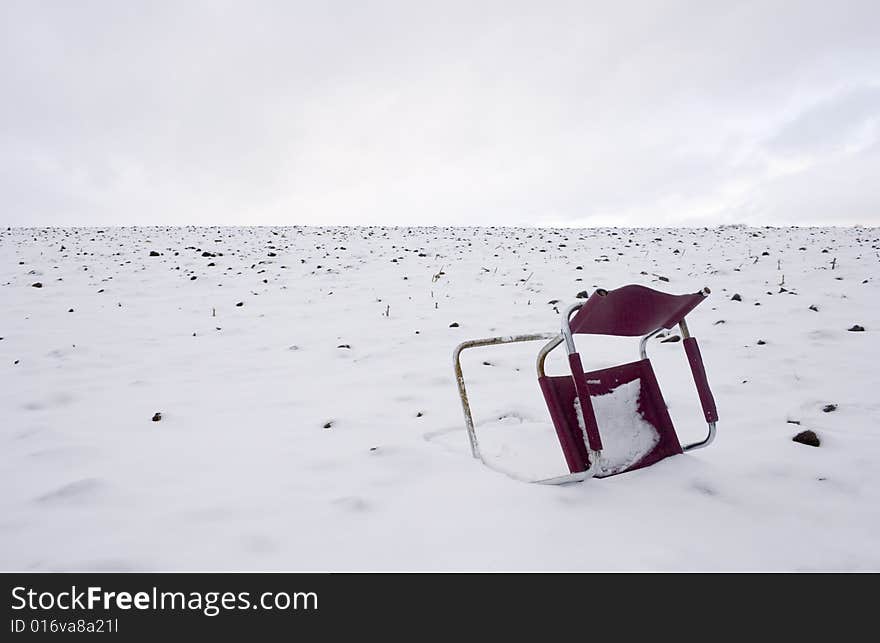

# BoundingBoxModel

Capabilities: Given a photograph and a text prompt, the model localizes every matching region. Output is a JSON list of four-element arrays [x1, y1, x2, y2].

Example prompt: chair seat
[[539, 359, 683, 477]]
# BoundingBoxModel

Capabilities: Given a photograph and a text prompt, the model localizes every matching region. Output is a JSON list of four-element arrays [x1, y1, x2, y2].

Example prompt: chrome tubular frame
[[560, 300, 587, 355], [557, 300, 603, 474], [677, 318, 717, 451], [453, 333, 559, 460], [637, 318, 717, 452]]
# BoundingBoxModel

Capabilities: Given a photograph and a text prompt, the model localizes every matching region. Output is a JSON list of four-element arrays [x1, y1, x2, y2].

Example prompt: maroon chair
[[453, 285, 718, 484]]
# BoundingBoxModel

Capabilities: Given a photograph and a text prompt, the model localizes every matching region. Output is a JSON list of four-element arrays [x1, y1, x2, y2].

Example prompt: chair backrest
[[569, 285, 708, 337]]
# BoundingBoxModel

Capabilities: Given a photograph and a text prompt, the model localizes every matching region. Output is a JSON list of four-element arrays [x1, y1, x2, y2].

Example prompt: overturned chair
[[453, 285, 718, 484]]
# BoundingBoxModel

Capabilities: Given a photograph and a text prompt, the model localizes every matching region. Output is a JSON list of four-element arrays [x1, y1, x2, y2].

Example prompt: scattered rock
[[152, 412, 162, 422], [731, 293, 741, 301], [822, 404, 837, 413], [713, 319, 725, 325], [449, 322, 459, 327], [323, 421, 333, 429], [416, 412, 423, 418], [149, 251, 160, 257], [757, 339, 766, 345], [235, 302, 244, 307], [31, 282, 43, 288], [337, 344, 351, 349], [792, 430, 820, 447], [808, 305, 819, 312], [848, 324, 865, 332]]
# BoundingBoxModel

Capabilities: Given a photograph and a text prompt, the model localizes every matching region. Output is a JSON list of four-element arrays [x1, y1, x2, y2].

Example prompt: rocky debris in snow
[[792, 430, 820, 447], [149, 251, 160, 257], [449, 322, 459, 327], [731, 293, 742, 301], [31, 282, 42, 288], [848, 324, 865, 332], [822, 404, 837, 413], [151, 412, 162, 422]]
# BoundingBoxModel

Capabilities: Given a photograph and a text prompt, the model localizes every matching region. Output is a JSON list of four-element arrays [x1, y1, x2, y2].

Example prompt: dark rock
[[731, 293, 742, 301], [152, 412, 162, 422], [822, 404, 837, 413], [149, 251, 160, 257], [848, 324, 865, 332], [449, 322, 459, 327], [31, 282, 43, 288], [337, 344, 351, 349], [792, 430, 820, 447], [809, 305, 819, 312], [235, 302, 244, 307], [323, 421, 333, 429], [416, 412, 423, 418], [576, 290, 589, 299], [757, 340, 766, 345]]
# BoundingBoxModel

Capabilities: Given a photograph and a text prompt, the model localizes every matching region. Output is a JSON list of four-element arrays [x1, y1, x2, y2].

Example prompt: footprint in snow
[[35, 478, 105, 504]]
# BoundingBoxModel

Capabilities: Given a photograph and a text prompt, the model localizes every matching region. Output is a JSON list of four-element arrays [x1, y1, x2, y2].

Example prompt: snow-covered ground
[[1, 225, 878, 571]]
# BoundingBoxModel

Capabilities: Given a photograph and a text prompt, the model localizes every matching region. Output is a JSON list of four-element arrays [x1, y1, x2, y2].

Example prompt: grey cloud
[[1, 0, 879, 227]]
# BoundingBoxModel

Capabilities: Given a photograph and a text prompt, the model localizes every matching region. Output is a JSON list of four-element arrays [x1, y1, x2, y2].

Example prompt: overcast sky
[[2, 1, 878, 228]]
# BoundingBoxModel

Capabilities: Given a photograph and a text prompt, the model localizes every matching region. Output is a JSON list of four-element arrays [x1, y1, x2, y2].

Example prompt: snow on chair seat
[[453, 285, 718, 484]]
